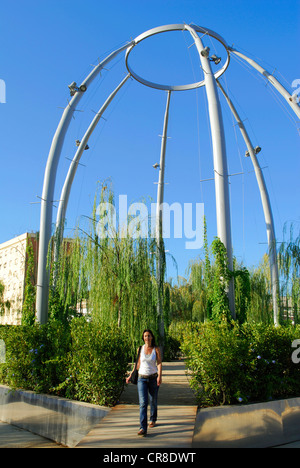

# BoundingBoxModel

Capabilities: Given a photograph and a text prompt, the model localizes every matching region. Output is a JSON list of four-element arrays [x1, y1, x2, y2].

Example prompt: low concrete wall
[[0, 385, 110, 447], [192, 397, 300, 448]]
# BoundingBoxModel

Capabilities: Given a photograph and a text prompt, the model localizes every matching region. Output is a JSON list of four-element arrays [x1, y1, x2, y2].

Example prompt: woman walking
[[126, 329, 162, 437]]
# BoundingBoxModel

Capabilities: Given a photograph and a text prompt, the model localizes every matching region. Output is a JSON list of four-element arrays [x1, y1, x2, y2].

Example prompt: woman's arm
[[156, 347, 162, 386], [125, 348, 140, 384]]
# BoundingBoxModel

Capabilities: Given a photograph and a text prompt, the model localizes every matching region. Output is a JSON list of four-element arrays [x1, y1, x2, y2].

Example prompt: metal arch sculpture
[[36, 23, 300, 325]]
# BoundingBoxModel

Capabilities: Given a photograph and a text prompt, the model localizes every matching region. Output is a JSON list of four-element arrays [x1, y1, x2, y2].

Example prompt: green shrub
[[164, 321, 187, 360], [182, 321, 300, 407], [0, 319, 130, 407], [242, 323, 300, 402], [0, 322, 70, 393], [64, 318, 130, 406]]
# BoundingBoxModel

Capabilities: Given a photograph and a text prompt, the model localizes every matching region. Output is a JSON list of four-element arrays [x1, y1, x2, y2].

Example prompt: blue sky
[[0, 0, 299, 280]]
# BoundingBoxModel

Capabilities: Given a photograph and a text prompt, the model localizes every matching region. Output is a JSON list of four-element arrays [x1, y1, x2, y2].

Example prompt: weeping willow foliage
[[246, 255, 273, 324], [278, 223, 300, 323], [51, 182, 166, 352]]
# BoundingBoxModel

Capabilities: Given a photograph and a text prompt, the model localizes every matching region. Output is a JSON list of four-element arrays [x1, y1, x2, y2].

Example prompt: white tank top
[[139, 345, 158, 375]]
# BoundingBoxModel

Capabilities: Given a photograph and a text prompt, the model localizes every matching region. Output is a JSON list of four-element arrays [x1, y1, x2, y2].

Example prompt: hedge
[[181, 321, 300, 407], [0, 318, 130, 407]]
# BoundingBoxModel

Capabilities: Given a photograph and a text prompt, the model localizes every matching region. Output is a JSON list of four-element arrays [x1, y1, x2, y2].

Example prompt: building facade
[[0, 233, 38, 325]]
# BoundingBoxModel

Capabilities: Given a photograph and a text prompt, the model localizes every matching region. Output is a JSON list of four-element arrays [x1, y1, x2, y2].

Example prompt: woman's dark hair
[[142, 329, 156, 347]]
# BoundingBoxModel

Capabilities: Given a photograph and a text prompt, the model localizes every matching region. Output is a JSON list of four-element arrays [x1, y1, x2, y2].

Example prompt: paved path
[[76, 361, 197, 448], [0, 361, 197, 448], [0, 421, 65, 448]]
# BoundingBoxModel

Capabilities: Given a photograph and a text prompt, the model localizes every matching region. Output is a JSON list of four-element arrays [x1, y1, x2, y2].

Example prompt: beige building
[[0, 233, 38, 325]]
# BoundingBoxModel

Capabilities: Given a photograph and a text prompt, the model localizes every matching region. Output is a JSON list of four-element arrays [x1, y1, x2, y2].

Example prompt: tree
[[51, 182, 162, 352], [22, 241, 36, 325], [278, 223, 300, 323], [247, 255, 272, 323]]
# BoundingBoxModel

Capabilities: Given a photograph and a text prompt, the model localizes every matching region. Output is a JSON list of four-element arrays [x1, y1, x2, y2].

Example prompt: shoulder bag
[[130, 346, 141, 385]]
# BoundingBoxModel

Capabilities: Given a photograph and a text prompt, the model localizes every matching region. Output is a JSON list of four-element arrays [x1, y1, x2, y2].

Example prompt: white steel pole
[[230, 48, 300, 119], [36, 42, 133, 324], [217, 80, 280, 325], [156, 91, 171, 240], [156, 90, 171, 349], [186, 25, 235, 318]]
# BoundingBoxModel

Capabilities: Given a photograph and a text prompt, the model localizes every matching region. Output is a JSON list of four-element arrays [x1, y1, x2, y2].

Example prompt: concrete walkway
[[76, 361, 198, 448], [0, 361, 198, 448], [0, 421, 65, 448]]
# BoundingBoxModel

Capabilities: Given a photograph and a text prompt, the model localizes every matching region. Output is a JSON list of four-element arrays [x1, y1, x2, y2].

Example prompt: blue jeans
[[137, 376, 159, 432]]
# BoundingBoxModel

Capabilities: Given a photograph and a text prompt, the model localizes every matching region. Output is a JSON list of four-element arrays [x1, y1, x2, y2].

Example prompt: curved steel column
[[186, 25, 235, 318], [156, 91, 171, 240], [54, 73, 131, 266], [230, 48, 300, 119], [217, 80, 279, 325], [36, 42, 133, 324], [156, 90, 171, 348]]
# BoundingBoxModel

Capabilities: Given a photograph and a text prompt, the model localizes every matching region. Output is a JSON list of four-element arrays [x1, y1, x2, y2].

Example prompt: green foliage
[[0, 280, 11, 317], [209, 238, 231, 322], [49, 182, 165, 353], [182, 321, 300, 407], [0, 322, 70, 393], [0, 319, 130, 407], [278, 223, 300, 323], [0, 281, 5, 316], [173, 233, 251, 324], [65, 318, 130, 406], [247, 255, 273, 323], [233, 262, 250, 324], [165, 320, 186, 360], [48, 236, 86, 324], [5, 188, 298, 411], [22, 241, 36, 325]]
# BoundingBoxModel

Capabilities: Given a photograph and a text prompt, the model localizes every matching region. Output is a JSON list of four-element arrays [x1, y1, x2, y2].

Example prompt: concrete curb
[[0, 385, 110, 447], [192, 396, 300, 448]]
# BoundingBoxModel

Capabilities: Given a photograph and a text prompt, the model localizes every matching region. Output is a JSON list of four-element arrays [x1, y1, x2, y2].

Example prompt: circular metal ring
[[125, 23, 230, 91]]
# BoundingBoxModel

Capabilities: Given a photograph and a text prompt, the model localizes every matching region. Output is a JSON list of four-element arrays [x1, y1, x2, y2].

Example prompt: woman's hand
[[126, 374, 132, 384], [157, 375, 162, 386]]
